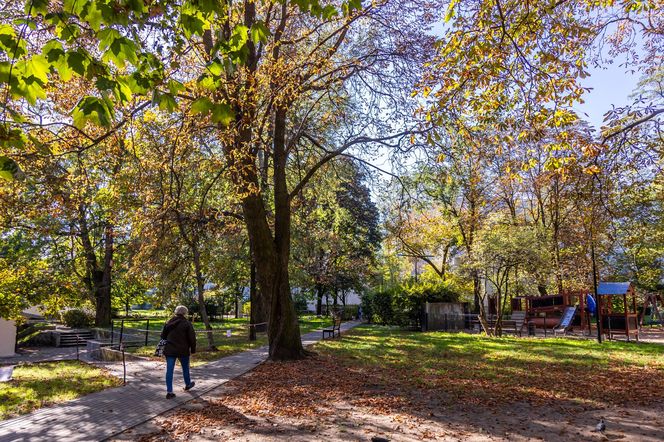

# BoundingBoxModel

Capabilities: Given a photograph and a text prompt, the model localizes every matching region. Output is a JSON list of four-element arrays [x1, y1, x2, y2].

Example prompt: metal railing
[[421, 313, 475, 332]]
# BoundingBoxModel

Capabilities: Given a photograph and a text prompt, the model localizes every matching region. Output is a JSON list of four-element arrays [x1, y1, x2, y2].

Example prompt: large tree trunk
[[235, 128, 305, 358], [95, 223, 114, 327], [244, 202, 303, 359], [249, 248, 269, 325], [78, 205, 113, 327], [266, 106, 305, 360], [219, 6, 303, 359]]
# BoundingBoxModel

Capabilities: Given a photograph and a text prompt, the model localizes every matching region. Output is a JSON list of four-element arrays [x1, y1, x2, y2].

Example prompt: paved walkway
[[0, 321, 361, 442], [0, 347, 83, 366]]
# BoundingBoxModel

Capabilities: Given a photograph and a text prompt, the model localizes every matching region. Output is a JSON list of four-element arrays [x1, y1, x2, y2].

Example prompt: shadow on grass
[[150, 328, 664, 441], [0, 361, 122, 420]]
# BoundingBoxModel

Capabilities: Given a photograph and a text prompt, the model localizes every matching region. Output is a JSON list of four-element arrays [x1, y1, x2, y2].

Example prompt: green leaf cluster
[[72, 96, 115, 128], [191, 97, 235, 126]]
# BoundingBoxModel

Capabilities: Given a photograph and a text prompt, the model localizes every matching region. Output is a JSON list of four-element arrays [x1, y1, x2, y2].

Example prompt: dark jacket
[[161, 314, 196, 357]]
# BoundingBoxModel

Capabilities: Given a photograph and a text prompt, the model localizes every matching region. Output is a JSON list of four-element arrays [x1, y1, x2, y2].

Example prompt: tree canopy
[[0, 0, 662, 355]]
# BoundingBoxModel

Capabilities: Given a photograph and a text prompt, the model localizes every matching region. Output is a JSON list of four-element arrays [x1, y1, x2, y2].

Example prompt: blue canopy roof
[[597, 282, 632, 296]]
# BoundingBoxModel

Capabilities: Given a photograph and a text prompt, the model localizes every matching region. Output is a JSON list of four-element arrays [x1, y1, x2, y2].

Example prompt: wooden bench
[[322, 316, 342, 339], [475, 313, 526, 336], [503, 311, 527, 336]]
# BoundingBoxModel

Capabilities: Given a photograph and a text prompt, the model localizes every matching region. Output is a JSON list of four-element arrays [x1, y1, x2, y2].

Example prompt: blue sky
[[577, 60, 638, 132]]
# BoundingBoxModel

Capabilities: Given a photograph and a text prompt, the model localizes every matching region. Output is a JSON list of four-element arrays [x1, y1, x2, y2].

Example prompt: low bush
[[60, 308, 94, 328], [293, 292, 310, 313], [182, 299, 221, 319], [362, 280, 465, 327], [340, 305, 359, 320]]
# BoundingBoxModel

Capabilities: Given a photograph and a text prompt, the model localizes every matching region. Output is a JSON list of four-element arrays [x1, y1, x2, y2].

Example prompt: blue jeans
[[165, 356, 191, 393]]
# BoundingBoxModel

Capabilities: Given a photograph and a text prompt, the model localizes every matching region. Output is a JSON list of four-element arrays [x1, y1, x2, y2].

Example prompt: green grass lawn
[[127, 315, 334, 366], [0, 361, 122, 420], [315, 325, 664, 407]]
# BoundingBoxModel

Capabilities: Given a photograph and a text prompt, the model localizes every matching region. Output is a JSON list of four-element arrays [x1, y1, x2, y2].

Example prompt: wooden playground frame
[[508, 282, 649, 341], [511, 290, 590, 331], [596, 282, 640, 341]]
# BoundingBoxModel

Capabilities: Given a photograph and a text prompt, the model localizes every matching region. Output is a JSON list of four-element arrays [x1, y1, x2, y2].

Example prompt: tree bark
[[96, 223, 114, 327], [316, 284, 323, 316], [234, 110, 304, 359], [78, 205, 113, 327], [267, 105, 305, 360]]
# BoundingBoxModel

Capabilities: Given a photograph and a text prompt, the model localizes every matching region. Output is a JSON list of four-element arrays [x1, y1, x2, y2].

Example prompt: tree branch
[[601, 108, 664, 144], [291, 129, 424, 199]]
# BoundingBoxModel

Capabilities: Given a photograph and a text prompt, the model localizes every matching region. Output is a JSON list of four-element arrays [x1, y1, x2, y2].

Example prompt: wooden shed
[[597, 282, 639, 341]]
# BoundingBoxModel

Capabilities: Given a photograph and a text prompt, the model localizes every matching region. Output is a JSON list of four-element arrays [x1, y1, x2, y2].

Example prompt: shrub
[[341, 305, 359, 320], [364, 280, 467, 327], [292, 292, 310, 313], [60, 308, 93, 328], [185, 299, 220, 319], [360, 293, 374, 322], [372, 289, 396, 325]]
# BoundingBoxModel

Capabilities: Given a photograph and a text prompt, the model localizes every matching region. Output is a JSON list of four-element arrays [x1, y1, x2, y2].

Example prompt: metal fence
[[422, 313, 476, 332]]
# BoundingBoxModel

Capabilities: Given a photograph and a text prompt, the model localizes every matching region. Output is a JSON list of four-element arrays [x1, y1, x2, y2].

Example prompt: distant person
[[161, 305, 196, 399]]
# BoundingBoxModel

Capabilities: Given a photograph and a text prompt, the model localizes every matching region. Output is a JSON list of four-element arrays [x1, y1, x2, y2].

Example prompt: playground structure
[[511, 290, 590, 331], [596, 282, 640, 341], [509, 282, 646, 341]]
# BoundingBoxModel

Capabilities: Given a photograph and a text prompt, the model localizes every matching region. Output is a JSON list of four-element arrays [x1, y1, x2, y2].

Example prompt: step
[[58, 342, 89, 347], [59, 337, 93, 344], [59, 335, 94, 341], [55, 330, 95, 347], [59, 339, 93, 346]]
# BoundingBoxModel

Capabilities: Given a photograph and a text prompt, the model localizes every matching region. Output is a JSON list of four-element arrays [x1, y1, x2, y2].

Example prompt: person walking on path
[[161, 305, 196, 399]]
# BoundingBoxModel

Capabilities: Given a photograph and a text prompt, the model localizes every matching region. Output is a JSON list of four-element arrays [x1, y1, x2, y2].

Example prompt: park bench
[[475, 313, 526, 336], [322, 315, 342, 339], [473, 314, 497, 334], [502, 311, 527, 336]]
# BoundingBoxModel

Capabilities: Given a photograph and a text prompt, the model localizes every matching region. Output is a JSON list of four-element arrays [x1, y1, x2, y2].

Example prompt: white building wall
[[0, 318, 16, 357]]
